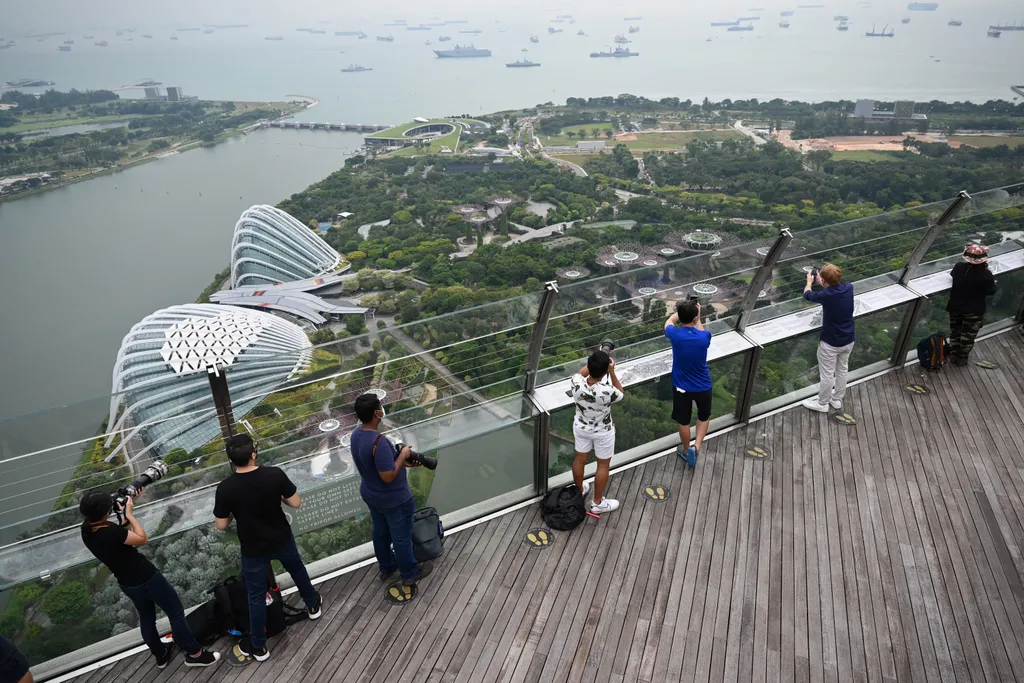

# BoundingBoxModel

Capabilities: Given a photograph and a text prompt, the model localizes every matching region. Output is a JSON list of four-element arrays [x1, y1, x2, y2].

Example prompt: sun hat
[[963, 243, 989, 265]]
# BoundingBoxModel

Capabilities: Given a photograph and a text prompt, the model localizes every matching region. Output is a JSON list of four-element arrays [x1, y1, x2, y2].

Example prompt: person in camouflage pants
[[948, 313, 985, 361], [945, 244, 997, 366]]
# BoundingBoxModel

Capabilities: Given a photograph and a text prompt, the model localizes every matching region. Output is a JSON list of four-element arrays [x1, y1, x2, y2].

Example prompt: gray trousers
[[817, 340, 855, 405]]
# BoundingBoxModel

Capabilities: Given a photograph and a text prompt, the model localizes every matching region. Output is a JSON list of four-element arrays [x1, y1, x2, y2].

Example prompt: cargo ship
[[377, 35, 394, 41], [590, 46, 638, 57], [624, 16, 642, 21], [989, 21, 1024, 31], [907, 3, 938, 10], [170, 36, 179, 40], [728, 24, 755, 31], [58, 45, 71, 51], [407, 25, 431, 31], [738, 16, 761, 21], [865, 23, 895, 36], [94, 40, 108, 46], [438, 35, 452, 41], [459, 29, 482, 34], [780, 10, 794, 16], [142, 34, 153, 38], [834, 15, 849, 21], [433, 44, 491, 57], [341, 64, 371, 72], [506, 59, 540, 67], [6, 79, 56, 87], [711, 20, 740, 26], [335, 31, 364, 36], [264, 36, 283, 40]]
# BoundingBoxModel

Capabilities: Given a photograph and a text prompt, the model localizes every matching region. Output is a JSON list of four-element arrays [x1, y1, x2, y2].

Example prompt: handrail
[[735, 228, 792, 334], [523, 281, 560, 394], [897, 190, 971, 285]]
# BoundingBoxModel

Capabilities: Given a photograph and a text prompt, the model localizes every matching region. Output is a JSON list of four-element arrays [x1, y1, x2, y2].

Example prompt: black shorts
[[672, 389, 713, 425], [0, 635, 30, 683]]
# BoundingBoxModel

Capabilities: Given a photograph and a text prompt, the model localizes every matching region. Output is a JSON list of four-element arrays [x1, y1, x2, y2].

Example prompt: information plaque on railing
[[284, 476, 365, 536]]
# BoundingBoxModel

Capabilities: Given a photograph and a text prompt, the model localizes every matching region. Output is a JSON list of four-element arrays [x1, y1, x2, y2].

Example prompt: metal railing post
[[889, 296, 928, 367], [523, 281, 560, 394], [734, 345, 764, 424], [735, 229, 793, 334], [533, 411, 551, 495], [206, 365, 236, 443], [897, 190, 972, 285]]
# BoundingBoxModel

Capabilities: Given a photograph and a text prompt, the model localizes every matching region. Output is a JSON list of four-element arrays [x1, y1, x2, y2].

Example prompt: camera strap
[[371, 433, 385, 458]]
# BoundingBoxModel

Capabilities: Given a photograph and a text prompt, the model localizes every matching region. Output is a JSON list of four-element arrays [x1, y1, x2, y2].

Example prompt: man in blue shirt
[[350, 393, 432, 587], [665, 300, 713, 468], [802, 263, 856, 412]]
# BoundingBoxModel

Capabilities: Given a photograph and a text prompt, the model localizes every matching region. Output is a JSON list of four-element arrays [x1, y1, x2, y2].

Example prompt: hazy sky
[[5, 0, 1021, 33]]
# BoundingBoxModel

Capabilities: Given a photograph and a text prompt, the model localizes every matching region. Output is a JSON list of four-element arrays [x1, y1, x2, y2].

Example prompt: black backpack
[[541, 484, 586, 530], [917, 332, 949, 371], [412, 507, 445, 562], [182, 599, 222, 646], [212, 571, 306, 639]]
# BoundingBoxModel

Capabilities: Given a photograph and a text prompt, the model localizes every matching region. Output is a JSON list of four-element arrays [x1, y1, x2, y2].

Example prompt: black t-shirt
[[81, 521, 157, 586], [946, 262, 998, 316], [214, 466, 297, 557]]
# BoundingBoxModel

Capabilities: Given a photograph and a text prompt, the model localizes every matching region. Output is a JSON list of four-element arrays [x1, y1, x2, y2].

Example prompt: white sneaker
[[829, 398, 843, 410], [581, 481, 591, 499], [802, 398, 829, 413], [589, 498, 620, 514]]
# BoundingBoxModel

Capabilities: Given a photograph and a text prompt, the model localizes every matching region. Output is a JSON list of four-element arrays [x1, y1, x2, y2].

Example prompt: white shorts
[[573, 425, 616, 460]]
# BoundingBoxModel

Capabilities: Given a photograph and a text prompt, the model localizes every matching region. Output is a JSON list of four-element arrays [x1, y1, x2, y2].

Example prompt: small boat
[[438, 35, 452, 42], [837, 22, 849, 30], [459, 29, 482, 34], [628, 26, 640, 33], [948, 19, 962, 26], [264, 35, 283, 40], [203, 29, 214, 34], [988, 29, 1001, 37], [548, 27, 562, 34], [614, 34, 631, 43], [506, 59, 540, 67], [834, 15, 849, 20], [84, 35, 95, 39], [779, 21, 791, 27], [341, 64, 372, 72], [376, 35, 394, 41], [142, 34, 153, 38], [521, 47, 528, 51], [780, 10, 794, 16], [901, 17, 911, 24], [170, 36, 179, 40], [577, 30, 585, 36], [95, 40, 108, 46], [425, 40, 432, 45], [58, 45, 72, 51], [728, 24, 755, 31], [530, 35, 539, 42], [706, 37, 713, 41]]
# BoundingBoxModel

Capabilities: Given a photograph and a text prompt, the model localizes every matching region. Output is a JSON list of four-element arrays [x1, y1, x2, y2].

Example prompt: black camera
[[599, 339, 615, 354], [395, 442, 438, 470], [810, 266, 820, 278], [111, 460, 168, 523]]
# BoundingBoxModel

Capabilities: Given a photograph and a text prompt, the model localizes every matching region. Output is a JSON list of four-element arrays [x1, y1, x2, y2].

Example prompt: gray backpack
[[412, 507, 445, 561]]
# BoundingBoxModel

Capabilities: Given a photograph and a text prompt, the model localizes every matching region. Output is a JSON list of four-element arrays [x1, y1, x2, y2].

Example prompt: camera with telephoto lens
[[111, 460, 168, 523], [395, 442, 438, 470], [599, 339, 615, 354]]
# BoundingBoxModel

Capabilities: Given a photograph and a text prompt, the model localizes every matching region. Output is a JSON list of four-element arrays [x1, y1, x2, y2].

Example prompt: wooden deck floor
[[72, 333, 1024, 683]]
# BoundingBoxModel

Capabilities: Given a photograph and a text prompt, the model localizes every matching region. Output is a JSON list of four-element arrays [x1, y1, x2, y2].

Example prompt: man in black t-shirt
[[214, 434, 323, 662], [79, 492, 219, 669], [0, 635, 33, 683]]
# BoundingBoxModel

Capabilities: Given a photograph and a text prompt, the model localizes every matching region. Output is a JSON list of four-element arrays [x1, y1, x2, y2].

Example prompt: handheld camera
[[395, 442, 438, 470], [111, 460, 168, 524]]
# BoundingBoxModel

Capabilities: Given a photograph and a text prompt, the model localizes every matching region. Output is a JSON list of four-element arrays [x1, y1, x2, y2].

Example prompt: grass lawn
[[619, 129, 743, 150], [386, 128, 461, 157], [831, 150, 903, 162], [541, 122, 617, 145], [2, 113, 145, 134], [547, 154, 592, 166], [948, 135, 1024, 149]]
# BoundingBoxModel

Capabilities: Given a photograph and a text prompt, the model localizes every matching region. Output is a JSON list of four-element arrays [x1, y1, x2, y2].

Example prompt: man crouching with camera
[[351, 393, 433, 589], [80, 492, 220, 669]]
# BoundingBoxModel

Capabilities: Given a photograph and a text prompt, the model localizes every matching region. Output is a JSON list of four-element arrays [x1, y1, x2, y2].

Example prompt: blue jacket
[[803, 282, 855, 347]]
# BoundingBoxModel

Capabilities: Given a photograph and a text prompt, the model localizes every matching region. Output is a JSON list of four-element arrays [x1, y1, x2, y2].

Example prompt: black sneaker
[[307, 592, 324, 621], [184, 650, 221, 668], [156, 643, 175, 669], [405, 561, 433, 585], [237, 636, 269, 662], [378, 567, 397, 582]]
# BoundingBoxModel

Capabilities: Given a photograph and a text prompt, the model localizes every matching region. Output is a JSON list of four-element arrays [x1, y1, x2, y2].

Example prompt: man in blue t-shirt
[[350, 393, 432, 587], [665, 300, 713, 468], [802, 264, 856, 412]]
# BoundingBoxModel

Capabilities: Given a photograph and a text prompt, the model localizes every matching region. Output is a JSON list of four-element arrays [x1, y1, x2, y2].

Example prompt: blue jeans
[[241, 536, 317, 649], [367, 497, 418, 582], [120, 571, 200, 658]]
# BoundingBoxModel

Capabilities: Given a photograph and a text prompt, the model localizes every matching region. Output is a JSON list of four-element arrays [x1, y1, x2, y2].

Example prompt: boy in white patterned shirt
[[567, 350, 624, 513]]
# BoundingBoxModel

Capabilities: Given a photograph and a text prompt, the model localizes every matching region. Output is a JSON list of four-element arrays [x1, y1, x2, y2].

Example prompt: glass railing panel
[[535, 259, 761, 387], [910, 267, 1024, 356], [547, 352, 749, 479], [751, 303, 911, 413]]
